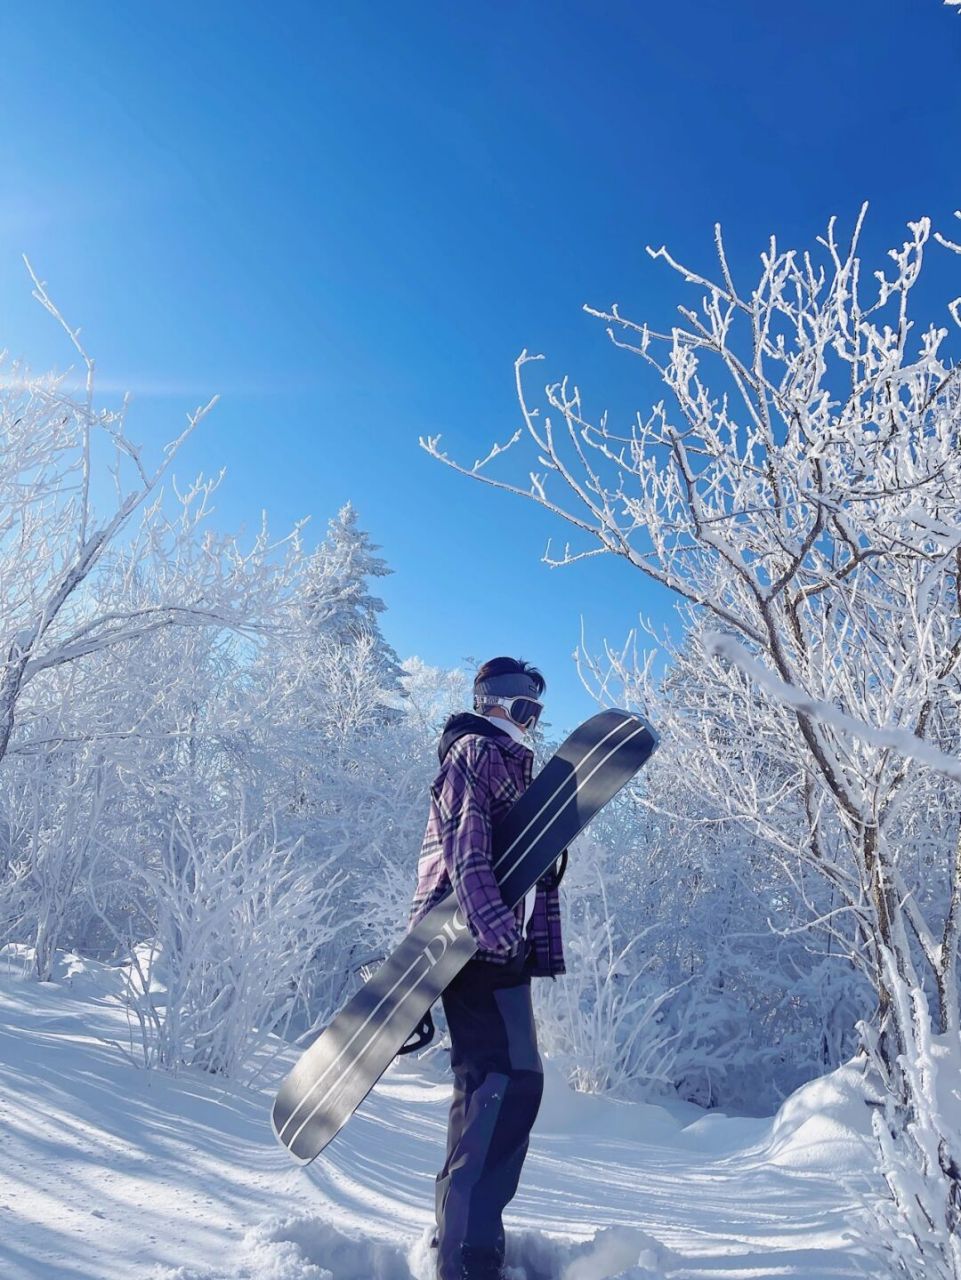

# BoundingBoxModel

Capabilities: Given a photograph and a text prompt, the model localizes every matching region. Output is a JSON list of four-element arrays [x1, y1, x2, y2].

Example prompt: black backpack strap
[[396, 1009, 435, 1056], [541, 848, 569, 889]]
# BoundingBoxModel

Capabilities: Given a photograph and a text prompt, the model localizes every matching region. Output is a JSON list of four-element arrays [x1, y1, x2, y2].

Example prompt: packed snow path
[[0, 950, 874, 1279]]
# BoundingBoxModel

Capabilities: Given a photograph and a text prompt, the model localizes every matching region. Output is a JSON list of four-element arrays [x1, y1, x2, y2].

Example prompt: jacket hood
[[438, 712, 533, 765]]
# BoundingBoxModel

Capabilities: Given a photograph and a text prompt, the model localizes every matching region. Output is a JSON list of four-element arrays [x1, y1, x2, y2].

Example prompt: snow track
[[0, 949, 873, 1279]]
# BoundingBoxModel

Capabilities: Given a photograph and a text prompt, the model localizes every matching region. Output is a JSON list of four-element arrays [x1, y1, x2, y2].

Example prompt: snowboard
[[271, 707, 659, 1165]]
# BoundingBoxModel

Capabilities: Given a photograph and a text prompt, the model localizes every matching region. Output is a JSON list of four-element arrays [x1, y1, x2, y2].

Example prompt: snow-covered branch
[[703, 631, 961, 785]]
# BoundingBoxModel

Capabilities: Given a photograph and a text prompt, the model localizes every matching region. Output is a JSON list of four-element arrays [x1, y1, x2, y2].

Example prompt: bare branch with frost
[[703, 631, 961, 786], [0, 277, 305, 766]]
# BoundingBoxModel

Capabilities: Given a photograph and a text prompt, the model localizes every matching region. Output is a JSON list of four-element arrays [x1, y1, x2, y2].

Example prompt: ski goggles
[[483, 694, 544, 730]]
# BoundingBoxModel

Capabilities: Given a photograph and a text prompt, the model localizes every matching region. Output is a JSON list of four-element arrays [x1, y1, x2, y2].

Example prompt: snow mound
[[151, 1219, 672, 1280], [764, 1058, 875, 1171], [149, 1215, 413, 1280], [535, 1059, 698, 1144], [504, 1224, 671, 1279]]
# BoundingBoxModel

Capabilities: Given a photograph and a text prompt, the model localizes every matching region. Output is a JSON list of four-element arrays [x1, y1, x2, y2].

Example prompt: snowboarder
[[408, 656, 567, 1280]]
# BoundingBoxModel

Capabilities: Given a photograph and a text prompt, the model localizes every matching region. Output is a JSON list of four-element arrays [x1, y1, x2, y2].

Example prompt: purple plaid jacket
[[409, 714, 565, 977]]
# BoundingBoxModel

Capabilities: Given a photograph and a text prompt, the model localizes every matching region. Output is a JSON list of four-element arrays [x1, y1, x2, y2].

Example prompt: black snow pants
[[435, 944, 544, 1280]]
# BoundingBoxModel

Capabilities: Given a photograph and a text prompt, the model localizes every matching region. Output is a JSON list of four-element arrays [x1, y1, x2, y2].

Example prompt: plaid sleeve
[[433, 737, 520, 954]]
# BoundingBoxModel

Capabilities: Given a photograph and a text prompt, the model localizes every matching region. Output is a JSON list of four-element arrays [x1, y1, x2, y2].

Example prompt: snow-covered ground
[[0, 946, 879, 1280]]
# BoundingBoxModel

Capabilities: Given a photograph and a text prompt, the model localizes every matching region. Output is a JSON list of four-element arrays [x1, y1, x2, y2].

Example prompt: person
[[408, 656, 567, 1280]]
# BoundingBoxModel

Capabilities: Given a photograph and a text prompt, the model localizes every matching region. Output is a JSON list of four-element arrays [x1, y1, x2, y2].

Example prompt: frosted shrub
[[93, 799, 346, 1076], [535, 839, 691, 1098], [565, 735, 871, 1110], [241, 632, 445, 1016], [0, 694, 134, 979]]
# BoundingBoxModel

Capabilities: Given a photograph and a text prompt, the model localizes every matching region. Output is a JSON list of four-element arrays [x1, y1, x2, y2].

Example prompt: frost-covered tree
[[0, 267, 292, 772], [303, 502, 406, 709], [399, 655, 472, 739], [0, 271, 304, 980], [577, 622, 871, 1110], [425, 208, 961, 1277]]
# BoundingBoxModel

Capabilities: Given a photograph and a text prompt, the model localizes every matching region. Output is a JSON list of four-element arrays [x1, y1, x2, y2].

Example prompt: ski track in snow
[[0, 949, 875, 1280]]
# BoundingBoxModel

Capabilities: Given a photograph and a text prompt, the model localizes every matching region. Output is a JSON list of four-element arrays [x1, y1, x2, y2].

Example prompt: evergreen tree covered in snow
[[303, 502, 406, 714]]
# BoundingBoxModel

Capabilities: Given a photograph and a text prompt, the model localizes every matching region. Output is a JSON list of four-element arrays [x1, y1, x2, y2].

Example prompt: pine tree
[[303, 502, 406, 712]]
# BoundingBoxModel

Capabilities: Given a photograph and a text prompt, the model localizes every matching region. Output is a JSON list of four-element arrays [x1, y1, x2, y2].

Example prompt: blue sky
[[1, 2, 960, 734]]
